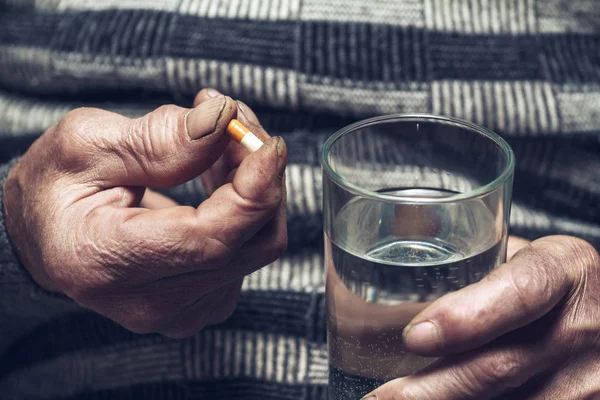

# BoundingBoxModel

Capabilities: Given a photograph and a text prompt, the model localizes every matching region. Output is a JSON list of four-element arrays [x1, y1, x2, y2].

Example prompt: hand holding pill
[[4, 88, 288, 338]]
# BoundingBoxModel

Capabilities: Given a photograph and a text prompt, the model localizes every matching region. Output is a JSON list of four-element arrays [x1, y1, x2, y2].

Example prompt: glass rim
[[321, 114, 515, 204]]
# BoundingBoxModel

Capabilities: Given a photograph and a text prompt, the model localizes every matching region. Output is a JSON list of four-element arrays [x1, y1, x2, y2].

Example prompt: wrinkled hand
[[3, 89, 287, 338], [364, 236, 600, 399]]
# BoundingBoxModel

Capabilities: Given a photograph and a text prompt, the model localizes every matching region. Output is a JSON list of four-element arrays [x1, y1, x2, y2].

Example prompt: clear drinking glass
[[322, 115, 515, 399]]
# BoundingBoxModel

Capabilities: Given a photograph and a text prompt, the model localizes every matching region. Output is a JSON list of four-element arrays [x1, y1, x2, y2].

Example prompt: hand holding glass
[[321, 115, 515, 399]]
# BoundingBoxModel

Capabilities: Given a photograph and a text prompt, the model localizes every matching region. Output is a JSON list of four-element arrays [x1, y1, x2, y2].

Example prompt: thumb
[[94, 95, 236, 188]]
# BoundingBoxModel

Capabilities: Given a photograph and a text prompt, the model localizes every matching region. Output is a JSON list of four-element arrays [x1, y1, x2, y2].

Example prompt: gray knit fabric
[[0, 1, 599, 399], [0, 161, 79, 356]]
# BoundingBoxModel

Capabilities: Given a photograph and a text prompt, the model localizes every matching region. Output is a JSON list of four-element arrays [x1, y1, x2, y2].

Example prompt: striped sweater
[[0, 1, 599, 399]]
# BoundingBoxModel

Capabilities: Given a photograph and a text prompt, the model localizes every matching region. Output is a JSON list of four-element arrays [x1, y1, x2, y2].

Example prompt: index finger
[[401, 236, 586, 356]]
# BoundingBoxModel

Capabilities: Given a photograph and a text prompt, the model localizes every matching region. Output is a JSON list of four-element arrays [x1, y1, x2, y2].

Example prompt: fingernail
[[275, 137, 287, 177], [207, 88, 222, 98], [236, 100, 260, 125], [361, 395, 377, 400], [403, 321, 440, 350], [187, 95, 226, 140]]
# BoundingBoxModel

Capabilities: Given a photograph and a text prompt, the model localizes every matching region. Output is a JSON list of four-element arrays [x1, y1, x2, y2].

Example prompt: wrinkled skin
[[5, 87, 600, 399], [363, 236, 600, 400], [3, 89, 287, 339]]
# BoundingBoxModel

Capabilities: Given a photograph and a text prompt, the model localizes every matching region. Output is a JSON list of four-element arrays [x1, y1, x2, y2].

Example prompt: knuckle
[[536, 236, 598, 268], [470, 350, 525, 388], [508, 261, 552, 313], [532, 236, 600, 292], [53, 108, 93, 159], [57, 108, 106, 146], [59, 108, 96, 132], [54, 108, 104, 167], [127, 105, 186, 171]]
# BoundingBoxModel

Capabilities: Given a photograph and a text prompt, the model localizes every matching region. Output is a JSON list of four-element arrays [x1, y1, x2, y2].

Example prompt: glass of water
[[322, 115, 515, 399]]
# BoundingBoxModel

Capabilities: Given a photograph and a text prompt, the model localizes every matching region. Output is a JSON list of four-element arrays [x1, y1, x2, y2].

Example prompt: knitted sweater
[[0, 1, 599, 399]]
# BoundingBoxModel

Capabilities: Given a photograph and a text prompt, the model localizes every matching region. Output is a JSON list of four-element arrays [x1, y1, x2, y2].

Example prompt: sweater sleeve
[[0, 159, 80, 355]]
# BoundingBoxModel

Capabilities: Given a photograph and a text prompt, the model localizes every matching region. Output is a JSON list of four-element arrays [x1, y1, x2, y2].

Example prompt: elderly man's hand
[[363, 236, 600, 399], [2, 89, 287, 338]]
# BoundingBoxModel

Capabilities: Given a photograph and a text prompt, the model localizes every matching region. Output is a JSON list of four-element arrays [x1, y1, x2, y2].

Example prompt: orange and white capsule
[[226, 119, 264, 152]]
